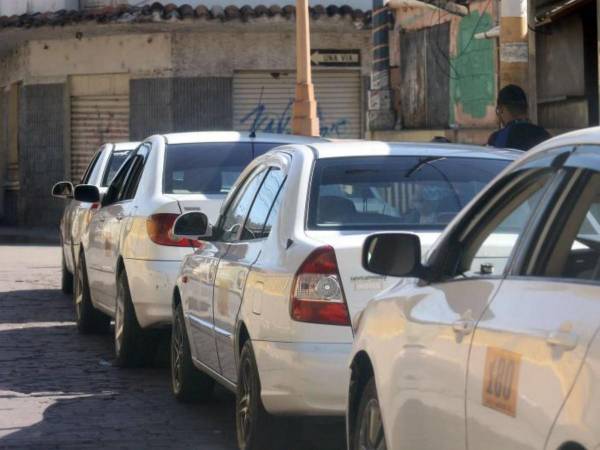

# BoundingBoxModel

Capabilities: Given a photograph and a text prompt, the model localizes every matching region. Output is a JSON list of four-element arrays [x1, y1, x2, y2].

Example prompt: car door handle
[[452, 319, 475, 336], [98, 216, 106, 223]]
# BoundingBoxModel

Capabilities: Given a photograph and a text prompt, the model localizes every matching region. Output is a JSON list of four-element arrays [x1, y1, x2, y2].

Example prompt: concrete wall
[[172, 30, 371, 77], [18, 83, 66, 226], [28, 34, 172, 82], [0, 45, 28, 88]]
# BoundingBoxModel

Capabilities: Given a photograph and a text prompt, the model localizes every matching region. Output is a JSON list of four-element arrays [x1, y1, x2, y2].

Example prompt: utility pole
[[499, 0, 529, 89], [292, 0, 320, 136]]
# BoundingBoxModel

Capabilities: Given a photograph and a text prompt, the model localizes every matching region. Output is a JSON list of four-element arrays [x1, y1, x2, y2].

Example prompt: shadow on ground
[[0, 288, 345, 450]]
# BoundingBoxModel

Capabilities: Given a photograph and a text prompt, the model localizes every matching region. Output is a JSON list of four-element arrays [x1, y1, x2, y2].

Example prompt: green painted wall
[[450, 11, 495, 123]]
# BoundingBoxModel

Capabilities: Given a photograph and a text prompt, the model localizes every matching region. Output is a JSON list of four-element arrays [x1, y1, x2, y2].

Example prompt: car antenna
[[249, 86, 264, 139]]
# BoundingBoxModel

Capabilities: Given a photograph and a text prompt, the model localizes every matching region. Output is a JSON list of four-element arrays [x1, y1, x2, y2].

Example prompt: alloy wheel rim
[[358, 398, 386, 450], [114, 285, 124, 356], [237, 358, 253, 443], [171, 314, 184, 392]]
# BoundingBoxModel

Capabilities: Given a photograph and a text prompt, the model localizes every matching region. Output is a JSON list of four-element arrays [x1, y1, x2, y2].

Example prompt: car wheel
[[236, 340, 281, 450], [61, 252, 73, 294], [170, 302, 215, 402], [74, 254, 110, 334], [353, 377, 387, 450], [114, 270, 154, 368]]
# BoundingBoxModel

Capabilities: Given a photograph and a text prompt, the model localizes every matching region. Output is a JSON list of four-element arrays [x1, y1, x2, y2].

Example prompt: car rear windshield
[[101, 150, 133, 187], [308, 156, 510, 231], [164, 142, 257, 195]]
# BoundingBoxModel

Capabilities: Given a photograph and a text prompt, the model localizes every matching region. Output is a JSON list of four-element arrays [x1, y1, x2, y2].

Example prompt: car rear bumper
[[253, 340, 351, 416], [124, 258, 180, 329]]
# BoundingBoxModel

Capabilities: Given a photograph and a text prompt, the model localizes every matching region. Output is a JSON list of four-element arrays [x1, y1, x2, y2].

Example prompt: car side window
[[241, 168, 286, 240], [114, 144, 150, 203], [102, 156, 135, 206], [532, 170, 600, 282], [81, 150, 103, 184], [452, 169, 553, 277], [220, 168, 267, 242]]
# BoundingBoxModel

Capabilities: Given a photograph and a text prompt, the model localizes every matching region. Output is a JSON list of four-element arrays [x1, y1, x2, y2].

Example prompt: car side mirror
[[172, 212, 212, 240], [73, 184, 101, 204], [363, 233, 425, 278], [51, 181, 74, 199]]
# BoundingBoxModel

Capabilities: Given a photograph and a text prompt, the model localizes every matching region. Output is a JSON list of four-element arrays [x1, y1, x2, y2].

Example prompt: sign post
[[292, 0, 320, 137]]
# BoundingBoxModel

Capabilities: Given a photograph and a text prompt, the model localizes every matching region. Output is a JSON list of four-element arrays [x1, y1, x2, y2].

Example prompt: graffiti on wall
[[240, 99, 349, 138], [450, 10, 495, 122]]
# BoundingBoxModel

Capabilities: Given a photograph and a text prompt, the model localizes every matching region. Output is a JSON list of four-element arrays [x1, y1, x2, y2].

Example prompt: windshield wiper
[[405, 157, 447, 178]]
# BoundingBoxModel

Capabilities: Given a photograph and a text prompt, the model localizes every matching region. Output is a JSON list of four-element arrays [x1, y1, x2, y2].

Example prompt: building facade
[[370, 0, 599, 144], [0, 1, 372, 226]]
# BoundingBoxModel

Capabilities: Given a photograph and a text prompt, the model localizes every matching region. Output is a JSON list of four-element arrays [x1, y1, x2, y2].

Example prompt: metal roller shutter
[[70, 74, 130, 182], [233, 71, 362, 139]]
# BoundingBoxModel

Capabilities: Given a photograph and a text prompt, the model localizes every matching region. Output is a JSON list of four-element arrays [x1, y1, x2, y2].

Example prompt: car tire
[[74, 254, 110, 334], [236, 340, 283, 450], [170, 301, 215, 402], [114, 270, 154, 368], [61, 252, 73, 295], [352, 377, 387, 450]]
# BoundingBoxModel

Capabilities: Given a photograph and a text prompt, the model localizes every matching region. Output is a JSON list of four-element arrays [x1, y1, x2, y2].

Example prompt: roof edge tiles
[[0, 3, 372, 29]]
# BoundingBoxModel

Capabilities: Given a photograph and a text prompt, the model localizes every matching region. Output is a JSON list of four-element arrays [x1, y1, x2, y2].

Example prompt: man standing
[[488, 84, 551, 151]]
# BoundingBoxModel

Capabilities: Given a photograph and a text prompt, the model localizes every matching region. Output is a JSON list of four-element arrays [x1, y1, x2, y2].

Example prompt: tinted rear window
[[101, 150, 133, 187], [308, 156, 510, 231], [164, 143, 254, 195]]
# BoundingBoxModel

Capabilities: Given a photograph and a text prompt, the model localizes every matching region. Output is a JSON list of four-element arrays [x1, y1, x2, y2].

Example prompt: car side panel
[[466, 280, 600, 450], [545, 327, 600, 450]]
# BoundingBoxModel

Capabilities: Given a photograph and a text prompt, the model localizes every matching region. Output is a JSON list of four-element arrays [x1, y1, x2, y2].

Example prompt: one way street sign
[[310, 49, 361, 67]]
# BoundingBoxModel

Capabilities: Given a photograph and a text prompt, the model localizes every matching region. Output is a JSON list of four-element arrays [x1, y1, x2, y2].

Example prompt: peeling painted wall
[[28, 33, 172, 80], [0, 44, 28, 87], [392, 0, 498, 130], [171, 29, 371, 77]]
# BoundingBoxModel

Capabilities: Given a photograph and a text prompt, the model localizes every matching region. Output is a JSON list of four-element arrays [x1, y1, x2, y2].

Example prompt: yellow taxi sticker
[[482, 347, 521, 417]]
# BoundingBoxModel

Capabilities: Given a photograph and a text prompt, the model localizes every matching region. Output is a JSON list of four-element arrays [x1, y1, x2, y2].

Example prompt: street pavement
[[0, 245, 345, 450]]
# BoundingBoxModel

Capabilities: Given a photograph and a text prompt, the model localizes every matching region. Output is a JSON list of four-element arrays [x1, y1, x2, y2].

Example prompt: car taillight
[[290, 246, 350, 326], [84, 203, 101, 227], [147, 213, 200, 248]]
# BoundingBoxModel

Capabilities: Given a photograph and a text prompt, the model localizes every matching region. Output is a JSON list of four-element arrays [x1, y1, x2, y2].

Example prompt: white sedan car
[[74, 132, 311, 367], [169, 141, 516, 450], [52, 142, 137, 293], [348, 127, 600, 450]]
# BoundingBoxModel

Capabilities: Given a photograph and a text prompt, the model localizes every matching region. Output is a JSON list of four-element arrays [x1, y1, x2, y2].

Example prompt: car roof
[[304, 141, 520, 161], [112, 141, 140, 151], [162, 131, 328, 145], [526, 126, 600, 155]]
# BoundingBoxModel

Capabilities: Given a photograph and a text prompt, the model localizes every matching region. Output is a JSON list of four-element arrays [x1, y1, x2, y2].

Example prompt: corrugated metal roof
[[0, 2, 371, 29]]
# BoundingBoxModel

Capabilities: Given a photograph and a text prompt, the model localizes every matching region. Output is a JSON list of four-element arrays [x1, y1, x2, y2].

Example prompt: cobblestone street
[[0, 245, 345, 450]]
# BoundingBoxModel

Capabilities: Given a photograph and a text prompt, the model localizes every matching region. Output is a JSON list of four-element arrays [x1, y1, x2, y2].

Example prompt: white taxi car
[[169, 142, 516, 450], [348, 127, 600, 450], [74, 132, 311, 366], [52, 142, 137, 294]]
